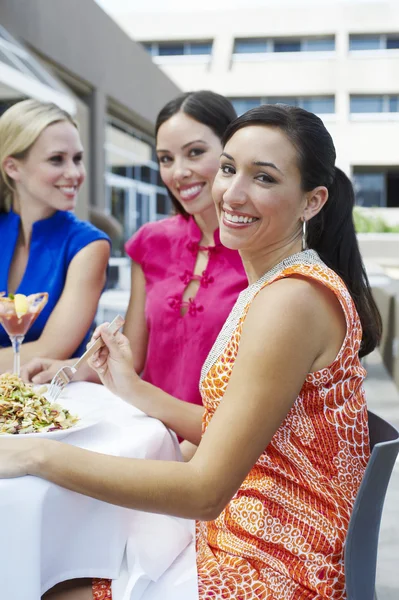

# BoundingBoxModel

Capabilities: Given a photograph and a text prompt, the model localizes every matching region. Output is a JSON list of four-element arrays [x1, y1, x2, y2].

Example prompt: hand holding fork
[[46, 315, 125, 402]]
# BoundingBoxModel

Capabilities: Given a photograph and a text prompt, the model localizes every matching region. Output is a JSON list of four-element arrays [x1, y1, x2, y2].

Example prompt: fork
[[46, 315, 125, 402]]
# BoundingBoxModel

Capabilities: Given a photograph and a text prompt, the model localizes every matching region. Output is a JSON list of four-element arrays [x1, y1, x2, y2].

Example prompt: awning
[[0, 24, 76, 114]]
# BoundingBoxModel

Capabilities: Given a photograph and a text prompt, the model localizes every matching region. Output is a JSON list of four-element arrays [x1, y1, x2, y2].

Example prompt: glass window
[[110, 187, 128, 238], [15, 54, 55, 86], [140, 165, 152, 184], [141, 42, 154, 55], [274, 40, 301, 53], [157, 170, 164, 187], [233, 36, 335, 55], [267, 97, 299, 107], [111, 166, 127, 177], [0, 46, 21, 70], [350, 95, 384, 113], [387, 36, 399, 49], [0, 25, 15, 43], [0, 99, 25, 117], [187, 42, 212, 55], [389, 95, 399, 112], [349, 35, 381, 50], [136, 194, 151, 229], [156, 194, 172, 217], [141, 40, 212, 56], [301, 96, 335, 114], [106, 122, 171, 253], [231, 97, 335, 115], [158, 43, 185, 56], [353, 173, 385, 207], [302, 37, 335, 51], [234, 39, 268, 54], [230, 98, 261, 115]]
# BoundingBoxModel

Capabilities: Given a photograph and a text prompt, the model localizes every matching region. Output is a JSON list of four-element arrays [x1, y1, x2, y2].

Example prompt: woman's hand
[[20, 358, 67, 384], [88, 323, 140, 401], [0, 438, 45, 479]]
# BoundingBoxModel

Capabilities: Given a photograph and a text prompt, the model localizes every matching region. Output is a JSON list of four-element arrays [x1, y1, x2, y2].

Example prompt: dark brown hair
[[223, 104, 382, 357], [155, 90, 236, 218]]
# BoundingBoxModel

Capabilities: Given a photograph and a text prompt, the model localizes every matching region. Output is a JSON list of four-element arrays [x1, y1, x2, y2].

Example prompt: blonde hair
[[0, 99, 77, 212]]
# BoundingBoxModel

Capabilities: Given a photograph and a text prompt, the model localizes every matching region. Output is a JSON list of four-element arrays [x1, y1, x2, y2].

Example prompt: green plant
[[353, 207, 399, 233]]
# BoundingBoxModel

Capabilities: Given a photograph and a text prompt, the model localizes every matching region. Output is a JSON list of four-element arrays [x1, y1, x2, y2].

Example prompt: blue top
[[0, 210, 110, 356]]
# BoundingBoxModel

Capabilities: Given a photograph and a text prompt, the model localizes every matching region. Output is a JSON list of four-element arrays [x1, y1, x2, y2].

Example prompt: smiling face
[[6, 120, 85, 214], [156, 112, 222, 217], [212, 125, 317, 255]]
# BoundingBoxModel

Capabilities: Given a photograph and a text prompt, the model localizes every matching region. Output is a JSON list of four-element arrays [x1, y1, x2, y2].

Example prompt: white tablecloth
[[0, 381, 194, 600]]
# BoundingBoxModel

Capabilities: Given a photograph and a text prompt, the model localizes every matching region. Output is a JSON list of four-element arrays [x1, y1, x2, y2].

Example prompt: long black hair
[[222, 104, 381, 357], [155, 90, 237, 218]]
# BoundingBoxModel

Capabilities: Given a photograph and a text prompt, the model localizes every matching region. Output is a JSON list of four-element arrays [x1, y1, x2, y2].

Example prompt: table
[[0, 382, 182, 600]]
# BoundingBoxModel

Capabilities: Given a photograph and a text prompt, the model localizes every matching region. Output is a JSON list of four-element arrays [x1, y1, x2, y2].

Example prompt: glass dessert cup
[[0, 292, 48, 376]]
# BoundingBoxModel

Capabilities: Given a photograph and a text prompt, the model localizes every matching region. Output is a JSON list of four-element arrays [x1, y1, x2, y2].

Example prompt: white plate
[[0, 416, 99, 440]]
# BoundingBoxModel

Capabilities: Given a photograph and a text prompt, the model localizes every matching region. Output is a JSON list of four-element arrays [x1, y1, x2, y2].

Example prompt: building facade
[[110, 0, 399, 219], [0, 0, 180, 258]]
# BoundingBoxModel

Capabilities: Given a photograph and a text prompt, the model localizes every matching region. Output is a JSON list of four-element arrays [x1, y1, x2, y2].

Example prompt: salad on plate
[[0, 373, 79, 435]]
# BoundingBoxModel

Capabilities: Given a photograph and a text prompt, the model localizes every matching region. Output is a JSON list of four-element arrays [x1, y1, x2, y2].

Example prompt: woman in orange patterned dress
[[0, 105, 381, 600]]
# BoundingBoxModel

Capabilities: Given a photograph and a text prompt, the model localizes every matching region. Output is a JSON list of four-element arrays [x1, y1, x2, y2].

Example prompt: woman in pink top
[[124, 185, 245, 407], [123, 90, 248, 411], [23, 91, 247, 411]]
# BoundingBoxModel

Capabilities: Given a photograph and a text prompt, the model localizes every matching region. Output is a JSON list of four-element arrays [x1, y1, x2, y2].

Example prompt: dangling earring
[[301, 218, 307, 251]]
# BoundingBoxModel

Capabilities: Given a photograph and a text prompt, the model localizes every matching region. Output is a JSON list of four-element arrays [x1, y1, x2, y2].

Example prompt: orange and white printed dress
[[196, 250, 369, 600], [93, 250, 369, 600]]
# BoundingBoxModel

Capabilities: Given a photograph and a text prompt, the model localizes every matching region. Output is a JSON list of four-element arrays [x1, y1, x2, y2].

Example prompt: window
[[353, 173, 385, 207], [301, 97, 335, 113], [349, 35, 381, 50], [233, 39, 268, 54], [274, 40, 301, 53], [141, 40, 212, 57], [157, 194, 172, 217], [189, 42, 213, 55], [302, 38, 336, 51], [233, 36, 335, 54], [267, 97, 299, 107], [0, 46, 20, 70], [349, 34, 399, 51], [387, 36, 399, 49], [0, 25, 66, 91], [230, 98, 261, 115], [158, 43, 185, 56], [230, 96, 335, 116], [350, 95, 399, 113], [105, 122, 170, 255], [389, 96, 399, 112]]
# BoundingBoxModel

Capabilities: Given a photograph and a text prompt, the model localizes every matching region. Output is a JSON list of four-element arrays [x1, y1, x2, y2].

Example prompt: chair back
[[345, 410, 399, 600]]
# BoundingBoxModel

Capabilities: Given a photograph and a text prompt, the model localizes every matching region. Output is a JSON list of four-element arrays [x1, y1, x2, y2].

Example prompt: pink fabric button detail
[[186, 241, 220, 256], [167, 294, 204, 316]]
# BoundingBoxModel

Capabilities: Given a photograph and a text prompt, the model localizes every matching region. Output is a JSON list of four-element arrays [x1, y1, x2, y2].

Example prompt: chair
[[345, 410, 399, 600]]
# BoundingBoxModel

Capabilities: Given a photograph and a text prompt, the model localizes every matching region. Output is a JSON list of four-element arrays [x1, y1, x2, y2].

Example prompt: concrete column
[[74, 96, 90, 221], [88, 87, 107, 211]]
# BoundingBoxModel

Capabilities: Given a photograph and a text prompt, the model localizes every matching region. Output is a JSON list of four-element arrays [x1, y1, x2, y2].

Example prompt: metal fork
[[46, 315, 125, 402]]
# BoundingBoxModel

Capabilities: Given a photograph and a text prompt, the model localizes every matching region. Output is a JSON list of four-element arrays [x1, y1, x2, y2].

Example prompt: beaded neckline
[[200, 249, 325, 384]]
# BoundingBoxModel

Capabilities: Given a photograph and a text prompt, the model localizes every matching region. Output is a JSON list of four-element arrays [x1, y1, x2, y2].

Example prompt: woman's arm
[[0, 277, 345, 521], [19, 258, 145, 385], [0, 240, 110, 374], [122, 260, 149, 374]]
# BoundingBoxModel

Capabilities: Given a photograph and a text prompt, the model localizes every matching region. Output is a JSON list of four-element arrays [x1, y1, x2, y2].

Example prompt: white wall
[[110, 1, 399, 179]]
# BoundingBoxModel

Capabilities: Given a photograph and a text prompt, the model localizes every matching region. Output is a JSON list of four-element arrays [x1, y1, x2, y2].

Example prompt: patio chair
[[345, 410, 399, 600]]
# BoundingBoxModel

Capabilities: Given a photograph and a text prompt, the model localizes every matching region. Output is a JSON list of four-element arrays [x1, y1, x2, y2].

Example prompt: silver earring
[[301, 218, 307, 251]]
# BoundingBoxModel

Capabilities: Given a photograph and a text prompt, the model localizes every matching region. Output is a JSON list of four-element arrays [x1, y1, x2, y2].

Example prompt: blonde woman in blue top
[[0, 99, 110, 373]]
